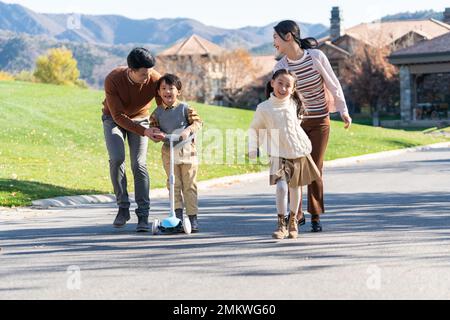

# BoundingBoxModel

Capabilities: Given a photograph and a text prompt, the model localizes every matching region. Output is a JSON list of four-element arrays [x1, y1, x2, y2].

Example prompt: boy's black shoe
[[189, 215, 199, 233], [113, 208, 130, 228]]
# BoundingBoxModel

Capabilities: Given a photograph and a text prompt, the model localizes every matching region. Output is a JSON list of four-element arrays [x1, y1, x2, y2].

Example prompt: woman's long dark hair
[[266, 69, 306, 118], [274, 20, 318, 50]]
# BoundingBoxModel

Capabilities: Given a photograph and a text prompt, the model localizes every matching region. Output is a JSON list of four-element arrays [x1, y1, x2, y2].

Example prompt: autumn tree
[[220, 49, 259, 105], [34, 47, 81, 86], [342, 43, 399, 126]]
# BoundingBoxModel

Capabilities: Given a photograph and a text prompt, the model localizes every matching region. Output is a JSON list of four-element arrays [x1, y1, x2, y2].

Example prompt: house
[[157, 34, 277, 107], [388, 32, 450, 126], [157, 34, 227, 105], [320, 7, 450, 78]]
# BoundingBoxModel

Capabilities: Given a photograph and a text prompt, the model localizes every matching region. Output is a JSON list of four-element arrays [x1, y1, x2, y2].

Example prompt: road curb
[[32, 141, 450, 208]]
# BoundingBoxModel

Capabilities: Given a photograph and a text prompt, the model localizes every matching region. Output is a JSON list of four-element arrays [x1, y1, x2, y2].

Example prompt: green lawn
[[1, 81, 448, 207]]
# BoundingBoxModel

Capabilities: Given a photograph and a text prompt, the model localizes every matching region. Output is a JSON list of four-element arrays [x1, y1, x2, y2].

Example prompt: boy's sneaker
[[176, 209, 185, 233], [273, 215, 288, 240], [136, 215, 150, 233], [113, 208, 130, 228], [189, 215, 199, 233]]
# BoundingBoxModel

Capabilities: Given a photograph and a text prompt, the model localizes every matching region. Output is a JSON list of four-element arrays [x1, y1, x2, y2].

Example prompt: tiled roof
[[345, 19, 450, 47], [390, 31, 450, 56], [321, 19, 450, 48], [158, 34, 226, 56]]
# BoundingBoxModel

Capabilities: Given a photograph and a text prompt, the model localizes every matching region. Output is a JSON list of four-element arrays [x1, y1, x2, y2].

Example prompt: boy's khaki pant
[[161, 145, 198, 216]]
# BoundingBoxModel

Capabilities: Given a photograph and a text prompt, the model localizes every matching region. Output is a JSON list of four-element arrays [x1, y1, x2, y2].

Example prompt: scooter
[[152, 133, 192, 235]]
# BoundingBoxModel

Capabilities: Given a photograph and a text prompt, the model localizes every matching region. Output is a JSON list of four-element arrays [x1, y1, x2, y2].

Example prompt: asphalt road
[[1, 146, 449, 299]]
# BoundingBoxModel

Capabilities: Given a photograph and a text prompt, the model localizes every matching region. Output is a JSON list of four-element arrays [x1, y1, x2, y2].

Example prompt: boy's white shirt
[[249, 94, 312, 159], [274, 49, 349, 116]]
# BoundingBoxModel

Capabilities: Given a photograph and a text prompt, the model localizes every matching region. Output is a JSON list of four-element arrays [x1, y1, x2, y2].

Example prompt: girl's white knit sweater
[[249, 94, 312, 159]]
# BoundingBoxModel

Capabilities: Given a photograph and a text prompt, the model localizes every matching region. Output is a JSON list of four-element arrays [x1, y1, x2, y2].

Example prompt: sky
[[2, 0, 449, 29]]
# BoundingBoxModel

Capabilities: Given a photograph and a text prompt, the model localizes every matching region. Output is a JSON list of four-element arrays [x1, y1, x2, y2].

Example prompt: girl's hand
[[341, 113, 352, 129]]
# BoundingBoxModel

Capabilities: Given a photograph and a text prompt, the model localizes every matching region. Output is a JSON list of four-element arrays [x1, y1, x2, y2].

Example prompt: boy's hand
[[179, 128, 192, 141]]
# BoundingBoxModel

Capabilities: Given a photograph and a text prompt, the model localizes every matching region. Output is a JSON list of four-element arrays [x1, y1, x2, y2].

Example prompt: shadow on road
[[1, 191, 450, 277]]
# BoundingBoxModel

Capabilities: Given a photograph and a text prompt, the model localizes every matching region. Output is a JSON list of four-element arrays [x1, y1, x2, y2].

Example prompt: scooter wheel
[[152, 219, 160, 235], [183, 217, 192, 235]]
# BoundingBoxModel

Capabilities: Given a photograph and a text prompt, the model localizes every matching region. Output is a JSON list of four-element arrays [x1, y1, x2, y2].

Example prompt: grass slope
[[0, 81, 447, 207]]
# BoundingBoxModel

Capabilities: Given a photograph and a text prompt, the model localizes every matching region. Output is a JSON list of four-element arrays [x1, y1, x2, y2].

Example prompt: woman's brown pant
[[299, 116, 330, 221]]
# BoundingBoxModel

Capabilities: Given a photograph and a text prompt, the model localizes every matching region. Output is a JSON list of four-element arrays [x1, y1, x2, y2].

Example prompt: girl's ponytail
[[274, 20, 318, 50]]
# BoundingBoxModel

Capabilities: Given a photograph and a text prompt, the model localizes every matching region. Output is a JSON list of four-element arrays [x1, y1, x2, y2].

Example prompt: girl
[[273, 20, 352, 232], [249, 69, 320, 240]]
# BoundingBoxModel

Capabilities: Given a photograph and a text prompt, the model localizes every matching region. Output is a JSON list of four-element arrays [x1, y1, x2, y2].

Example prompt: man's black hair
[[127, 47, 156, 69]]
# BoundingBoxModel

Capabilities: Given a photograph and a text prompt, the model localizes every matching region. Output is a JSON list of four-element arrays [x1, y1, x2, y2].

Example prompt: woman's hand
[[341, 113, 352, 129]]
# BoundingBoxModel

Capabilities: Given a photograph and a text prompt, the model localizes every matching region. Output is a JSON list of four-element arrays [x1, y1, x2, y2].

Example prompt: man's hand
[[145, 127, 166, 142], [341, 113, 352, 129]]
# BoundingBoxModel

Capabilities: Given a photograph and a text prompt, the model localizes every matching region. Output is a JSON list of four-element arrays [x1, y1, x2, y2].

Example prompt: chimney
[[330, 7, 343, 41], [444, 8, 450, 25]]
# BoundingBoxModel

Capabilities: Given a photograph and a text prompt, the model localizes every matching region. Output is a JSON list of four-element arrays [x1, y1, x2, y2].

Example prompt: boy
[[149, 74, 203, 233]]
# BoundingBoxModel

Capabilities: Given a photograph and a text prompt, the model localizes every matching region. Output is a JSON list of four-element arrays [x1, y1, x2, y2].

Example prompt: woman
[[272, 20, 352, 232]]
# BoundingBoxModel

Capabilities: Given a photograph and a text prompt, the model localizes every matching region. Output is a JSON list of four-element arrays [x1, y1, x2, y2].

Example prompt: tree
[[220, 49, 259, 106], [0, 71, 14, 81], [341, 43, 399, 126], [34, 47, 81, 86]]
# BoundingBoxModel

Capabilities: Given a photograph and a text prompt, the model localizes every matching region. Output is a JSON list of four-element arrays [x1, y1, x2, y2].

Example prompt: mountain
[[380, 10, 443, 22], [0, 30, 150, 88], [0, 0, 330, 87], [0, 1, 327, 50]]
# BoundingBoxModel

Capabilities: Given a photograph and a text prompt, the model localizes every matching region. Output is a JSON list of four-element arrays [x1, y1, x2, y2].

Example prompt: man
[[102, 47, 164, 232]]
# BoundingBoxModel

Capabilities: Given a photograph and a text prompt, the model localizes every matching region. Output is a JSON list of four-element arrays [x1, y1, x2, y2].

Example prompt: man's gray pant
[[102, 114, 150, 217]]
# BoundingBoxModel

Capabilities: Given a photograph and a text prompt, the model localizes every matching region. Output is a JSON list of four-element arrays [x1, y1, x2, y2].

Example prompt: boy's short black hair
[[156, 74, 183, 91], [127, 47, 155, 69]]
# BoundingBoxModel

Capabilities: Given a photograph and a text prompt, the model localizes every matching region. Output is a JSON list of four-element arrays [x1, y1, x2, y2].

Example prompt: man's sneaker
[[188, 215, 199, 233], [113, 208, 130, 228], [273, 215, 288, 240], [136, 215, 150, 233]]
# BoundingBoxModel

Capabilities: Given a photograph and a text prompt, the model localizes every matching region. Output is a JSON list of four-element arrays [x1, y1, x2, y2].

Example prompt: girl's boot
[[272, 215, 288, 239], [288, 212, 299, 239]]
